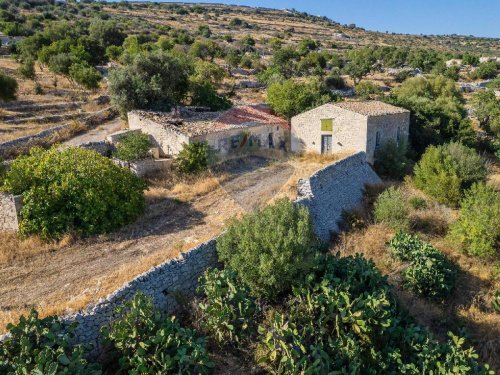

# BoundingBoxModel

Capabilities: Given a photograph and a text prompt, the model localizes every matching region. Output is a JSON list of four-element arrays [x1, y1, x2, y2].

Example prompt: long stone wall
[[0, 193, 22, 231], [295, 151, 381, 241], [65, 237, 219, 354]]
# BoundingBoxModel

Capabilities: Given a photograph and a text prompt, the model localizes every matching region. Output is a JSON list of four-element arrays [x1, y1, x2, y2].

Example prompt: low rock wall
[[295, 151, 381, 241], [66, 237, 219, 354]]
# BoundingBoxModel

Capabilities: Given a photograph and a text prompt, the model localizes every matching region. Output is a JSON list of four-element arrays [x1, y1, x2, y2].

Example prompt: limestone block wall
[[366, 112, 410, 163], [0, 193, 22, 231], [291, 103, 368, 155], [192, 124, 288, 155], [128, 112, 189, 157], [65, 237, 219, 354], [295, 151, 381, 241], [113, 158, 173, 178]]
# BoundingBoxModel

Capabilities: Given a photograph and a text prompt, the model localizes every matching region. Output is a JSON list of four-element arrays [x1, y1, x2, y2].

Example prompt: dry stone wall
[[0, 193, 22, 231], [66, 237, 219, 355], [295, 151, 381, 241]]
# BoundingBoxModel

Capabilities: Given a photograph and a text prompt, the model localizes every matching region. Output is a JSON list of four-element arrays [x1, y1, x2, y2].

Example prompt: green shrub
[[257, 253, 485, 374], [0, 71, 17, 102], [373, 186, 410, 231], [373, 140, 411, 179], [448, 183, 500, 258], [408, 195, 427, 210], [101, 293, 213, 374], [113, 131, 151, 162], [177, 141, 215, 174], [217, 198, 318, 300], [355, 80, 380, 99], [0, 310, 100, 375], [2, 147, 146, 240], [197, 268, 258, 345], [414, 142, 487, 206], [388, 232, 430, 261], [389, 233, 457, 301], [492, 291, 500, 313], [403, 248, 457, 301]]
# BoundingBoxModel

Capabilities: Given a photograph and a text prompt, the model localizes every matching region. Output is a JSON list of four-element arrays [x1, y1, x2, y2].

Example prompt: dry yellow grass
[[0, 232, 73, 265], [171, 174, 229, 202]]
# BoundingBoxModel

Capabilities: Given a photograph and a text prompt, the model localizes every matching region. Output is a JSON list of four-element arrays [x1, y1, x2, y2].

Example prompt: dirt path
[[64, 117, 124, 146], [0, 158, 297, 325]]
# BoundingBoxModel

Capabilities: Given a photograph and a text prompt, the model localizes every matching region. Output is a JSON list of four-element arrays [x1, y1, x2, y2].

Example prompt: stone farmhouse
[[291, 100, 410, 163], [128, 104, 289, 157]]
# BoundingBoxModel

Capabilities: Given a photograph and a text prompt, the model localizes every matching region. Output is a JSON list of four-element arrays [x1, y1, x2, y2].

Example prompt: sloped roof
[[332, 100, 409, 116], [132, 105, 289, 137]]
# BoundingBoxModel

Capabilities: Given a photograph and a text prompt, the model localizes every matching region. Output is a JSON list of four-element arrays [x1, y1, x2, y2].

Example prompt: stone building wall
[[291, 103, 368, 155], [0, 193, 22, 231], [366, 112, 410, 163], [128, 111, 189, 157], [295, 151, 381, 241], [192, 124, 288, 155]]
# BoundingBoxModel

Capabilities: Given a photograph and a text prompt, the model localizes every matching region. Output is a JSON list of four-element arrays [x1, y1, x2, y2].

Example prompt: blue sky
[[150, 0, 500, 38]]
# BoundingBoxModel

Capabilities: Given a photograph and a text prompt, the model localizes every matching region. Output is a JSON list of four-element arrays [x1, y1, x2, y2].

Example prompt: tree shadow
[[108, 197, 207, 242]]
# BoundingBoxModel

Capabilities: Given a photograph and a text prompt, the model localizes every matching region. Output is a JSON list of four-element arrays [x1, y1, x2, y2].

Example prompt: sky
[[148, 0, 500, 38]]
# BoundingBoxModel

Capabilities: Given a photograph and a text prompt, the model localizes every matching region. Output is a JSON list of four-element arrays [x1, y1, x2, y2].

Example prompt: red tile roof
[[214, 104, 289, 130], [131, 104, 289, 137]]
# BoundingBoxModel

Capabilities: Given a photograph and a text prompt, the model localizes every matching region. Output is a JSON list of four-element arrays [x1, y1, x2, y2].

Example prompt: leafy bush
[[217, 198, 318, 300], [197, 268, 258, 345], [471, 61, 498, 80], [373, 140, 411, 179], [0, 71, 17, 102], [113, 131, 151, 162], [389, 76, 476, 154], [408, 195, 427, 210], [0, 310, 100, 375], [266, 78, 334, 119], [2, 147, 146, 240], [101, 293, 213, 374], [257, 253, 483, 374], [108, 50, 190, 117], [177, 141, 215, 174], [18, 58, 35, 80], [388, 232, 430, 261], [189, 80, 231, 111], [414, 142, 487, 207], [403, 248, 457, 301], [389, 233, 457, 301], [373, 186, 410, 231], [355, 80, 380, 99], [448, 183, 500, 258]]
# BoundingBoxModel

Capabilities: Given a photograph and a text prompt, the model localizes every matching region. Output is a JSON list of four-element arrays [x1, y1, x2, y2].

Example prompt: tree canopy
[[389, 75, 476, 154]]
